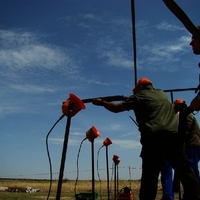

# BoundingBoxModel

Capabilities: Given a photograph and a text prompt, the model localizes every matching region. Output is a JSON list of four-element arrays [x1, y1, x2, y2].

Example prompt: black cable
[[74, 137, 87, 196], [46, 114, 65, 200], [96, 145, 104, 200]]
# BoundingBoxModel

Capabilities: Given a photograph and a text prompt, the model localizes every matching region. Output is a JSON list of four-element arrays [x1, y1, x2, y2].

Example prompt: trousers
[[160, 159, 174, 200], [139, 133, 200, 200]]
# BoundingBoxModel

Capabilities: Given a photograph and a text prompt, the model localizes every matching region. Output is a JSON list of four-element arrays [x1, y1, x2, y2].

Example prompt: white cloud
[[9, 83, 55, 93], [112, 139, 141, 149], [97, 44, 133, 69], [137, 34, 191, 72], [0, 29, 74, 71], [48, 137, 80, 146], [156, 21, 184, 31], [71, 131, 85, 136], [109, 123, 124, 131], [82, 14, 96, 20], [87, 79, 110, 86], [0, 105, 21, 116], [47, 137, 140, 149]]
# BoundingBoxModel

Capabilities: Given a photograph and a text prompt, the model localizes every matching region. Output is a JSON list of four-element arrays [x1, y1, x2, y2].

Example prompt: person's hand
[[189, 96, 200, 111], [92, 98, 103, 106]]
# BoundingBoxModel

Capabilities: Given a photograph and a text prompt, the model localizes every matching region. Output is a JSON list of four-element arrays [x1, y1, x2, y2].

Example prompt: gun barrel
[[82, 95, 127, 103]]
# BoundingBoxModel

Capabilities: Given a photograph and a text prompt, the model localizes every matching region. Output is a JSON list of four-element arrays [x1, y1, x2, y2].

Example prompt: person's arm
[[92, 98, 126, 113], [190, 96, 200, 111]]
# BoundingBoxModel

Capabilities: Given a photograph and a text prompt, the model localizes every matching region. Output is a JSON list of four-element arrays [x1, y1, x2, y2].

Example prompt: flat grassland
[[0, 179, 182, 200]]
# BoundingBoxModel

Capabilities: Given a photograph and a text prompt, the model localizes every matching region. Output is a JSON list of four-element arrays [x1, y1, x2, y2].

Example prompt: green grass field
[[0, 179, 182, 200]]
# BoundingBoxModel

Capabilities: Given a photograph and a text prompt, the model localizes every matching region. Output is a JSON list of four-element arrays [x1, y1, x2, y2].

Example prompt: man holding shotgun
[[92, 77, 200, 200]]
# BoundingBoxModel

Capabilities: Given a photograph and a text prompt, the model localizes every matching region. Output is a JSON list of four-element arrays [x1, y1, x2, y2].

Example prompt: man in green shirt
[[92, 77, 200, 200]]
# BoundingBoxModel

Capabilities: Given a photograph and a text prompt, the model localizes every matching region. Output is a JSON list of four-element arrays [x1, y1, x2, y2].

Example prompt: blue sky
[[1, 0, 200, 181]]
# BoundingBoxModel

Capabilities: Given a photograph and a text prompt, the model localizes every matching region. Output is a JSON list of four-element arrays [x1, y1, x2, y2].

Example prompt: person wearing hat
[[174, 99, 200, 184], [92, 77, 200, 200], [160, 98, 200, 200]]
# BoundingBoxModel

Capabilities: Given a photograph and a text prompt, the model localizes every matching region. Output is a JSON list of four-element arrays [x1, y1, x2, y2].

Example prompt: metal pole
[[116, 164, 119, 198], [56, 102, 73, 200], [130, 0, 137, 86], [106, 146, 110, 200], [91, 140, 95, 200], [170, 91, 174, 103], [114, 163, 117, 200]]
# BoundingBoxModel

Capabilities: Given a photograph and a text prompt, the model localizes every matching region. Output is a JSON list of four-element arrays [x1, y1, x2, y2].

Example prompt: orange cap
[[173, 98, 185, 105], [133, 77, 152, 93]]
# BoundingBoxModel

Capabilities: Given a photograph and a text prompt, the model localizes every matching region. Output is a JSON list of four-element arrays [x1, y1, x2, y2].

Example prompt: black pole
[[91, 140, 95, 200], [56, 102, 73, 200], [177, 108, 186, 200], [170, 91, 174, 103], [106, 146, 110, 200], [176, 106, 193, 200], [116, 164, 119, 196], [130, 0, 137, 86], [114, 163, 117, 200]]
